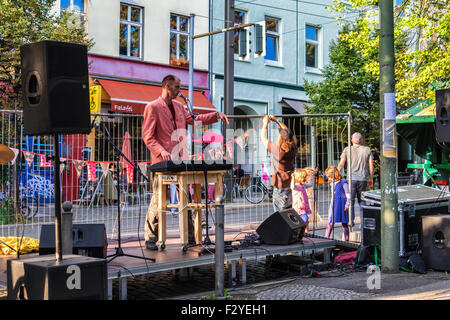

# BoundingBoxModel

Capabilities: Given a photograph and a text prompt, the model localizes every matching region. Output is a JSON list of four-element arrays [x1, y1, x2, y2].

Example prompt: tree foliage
[[329, 0, 450, 109], [304, 24, 381, 147], [0, 0, 94, 110]]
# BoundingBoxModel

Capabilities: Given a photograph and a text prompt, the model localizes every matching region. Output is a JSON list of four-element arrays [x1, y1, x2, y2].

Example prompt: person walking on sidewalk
[[324, 166, 351, 241], [142, 74, 229, 250], [337, 132, 374, 227], [260, 115, 297, 212]]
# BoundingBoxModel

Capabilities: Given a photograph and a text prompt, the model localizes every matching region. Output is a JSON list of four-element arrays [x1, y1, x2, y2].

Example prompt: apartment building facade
[[209, 0, 344, 172], [57, 0, 215, 116], [55, 1, 345, 172]]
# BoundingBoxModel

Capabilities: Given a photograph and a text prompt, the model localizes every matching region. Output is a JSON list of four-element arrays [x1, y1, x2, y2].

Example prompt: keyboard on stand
[[148, 160, 232, 172]]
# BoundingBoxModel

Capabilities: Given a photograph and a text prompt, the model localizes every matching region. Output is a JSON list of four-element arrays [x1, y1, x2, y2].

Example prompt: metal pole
[[54, 134, 63, 262], [192, 22, 255, 40], [189, 14, 195, 156], [347, 112, 352, 230], [224, 0, 235, 126], [223, 0, 234, 167], [62, 201, 73, 255], [311, 125, 316, 169], [215, 195, 225, 299], [379, 0, 399, 273]]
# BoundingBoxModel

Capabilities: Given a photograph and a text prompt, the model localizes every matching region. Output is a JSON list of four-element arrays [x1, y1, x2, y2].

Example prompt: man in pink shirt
[[142, 74, 228, 250]]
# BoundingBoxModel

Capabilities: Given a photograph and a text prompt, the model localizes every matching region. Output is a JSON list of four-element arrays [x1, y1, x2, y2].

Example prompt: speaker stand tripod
[[97, 124, 155, 263]]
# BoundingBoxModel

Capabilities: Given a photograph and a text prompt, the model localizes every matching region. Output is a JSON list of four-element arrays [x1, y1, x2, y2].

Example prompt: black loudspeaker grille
[[422, 215, 450, 271], [7, 255, 107, 300], [49, 81, 89, 130], [436, 88, 450, 143], [47, 42, 88, 79], [20, 40, 91, 135], [39, 224, 107, 259], [256, 208, 306, 245]]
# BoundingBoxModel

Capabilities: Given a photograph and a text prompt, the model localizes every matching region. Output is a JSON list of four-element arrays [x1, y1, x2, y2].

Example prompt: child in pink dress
[[291, 168, 315, 232]]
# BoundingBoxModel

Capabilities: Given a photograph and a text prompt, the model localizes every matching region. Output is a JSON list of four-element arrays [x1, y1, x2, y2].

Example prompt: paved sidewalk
[[170, 269, 450, 300]]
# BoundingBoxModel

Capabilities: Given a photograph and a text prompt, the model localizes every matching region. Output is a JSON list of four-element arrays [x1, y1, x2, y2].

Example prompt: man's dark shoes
[[145, 241, 158, 251]]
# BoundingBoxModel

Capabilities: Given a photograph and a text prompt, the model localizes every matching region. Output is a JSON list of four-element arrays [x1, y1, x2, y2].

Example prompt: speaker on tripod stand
[[7, 40, 106, 300]]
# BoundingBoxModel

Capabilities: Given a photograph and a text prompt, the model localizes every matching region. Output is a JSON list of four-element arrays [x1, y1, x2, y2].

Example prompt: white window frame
[[120, 3, 143, 59], [264, 16, 281, 65], [234, 10, 249, 61], [170, 14, 190, 66], [305, 25, 321, 72]]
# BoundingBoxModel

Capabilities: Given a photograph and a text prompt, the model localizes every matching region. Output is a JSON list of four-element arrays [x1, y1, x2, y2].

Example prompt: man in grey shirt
[[337, 132, 374, 226]]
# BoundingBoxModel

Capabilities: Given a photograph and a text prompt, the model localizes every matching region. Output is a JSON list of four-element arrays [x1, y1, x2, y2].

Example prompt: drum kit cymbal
[[0, 144, 15, 164]]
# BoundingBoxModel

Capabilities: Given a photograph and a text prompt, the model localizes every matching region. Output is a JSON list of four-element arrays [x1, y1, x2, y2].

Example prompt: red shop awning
[[97, 79, 216, 114]]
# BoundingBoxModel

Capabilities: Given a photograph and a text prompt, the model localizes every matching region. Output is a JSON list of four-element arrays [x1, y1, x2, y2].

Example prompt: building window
[[120, 3, 142, 58], [170, 14, 189, 67], [234, 10, 246, 56], [306, 25, 319, 69], [265, 17, 280, 62]]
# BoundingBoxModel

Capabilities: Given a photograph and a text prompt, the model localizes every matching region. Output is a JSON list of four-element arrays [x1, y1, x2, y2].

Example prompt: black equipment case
[[361, 184, 450, 255]]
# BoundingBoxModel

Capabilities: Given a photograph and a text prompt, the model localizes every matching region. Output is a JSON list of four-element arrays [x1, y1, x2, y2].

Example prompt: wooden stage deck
[[0, 231, 335, 300], [105, 231, 335, 300]]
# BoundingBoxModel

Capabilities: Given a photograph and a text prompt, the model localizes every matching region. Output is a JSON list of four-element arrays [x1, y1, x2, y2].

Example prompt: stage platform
[[105, 231, 336, 300], [0, 231, 335, 300]]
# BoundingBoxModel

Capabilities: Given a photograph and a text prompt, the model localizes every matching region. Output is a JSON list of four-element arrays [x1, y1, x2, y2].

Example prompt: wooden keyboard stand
[[155, 170, 226, 252]]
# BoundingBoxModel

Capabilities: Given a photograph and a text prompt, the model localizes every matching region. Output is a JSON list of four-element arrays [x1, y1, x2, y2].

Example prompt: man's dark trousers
[[350, 180, 367, 226]]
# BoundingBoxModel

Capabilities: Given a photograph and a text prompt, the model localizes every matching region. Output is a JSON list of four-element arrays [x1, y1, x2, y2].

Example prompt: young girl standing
[[303, 167, 321, 225], [324, 166, 351, 241], [291, 168, 315, 232]]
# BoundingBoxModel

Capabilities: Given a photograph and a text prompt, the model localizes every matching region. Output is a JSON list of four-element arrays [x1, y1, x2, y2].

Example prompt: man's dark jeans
[[350, 180, 368, 226]]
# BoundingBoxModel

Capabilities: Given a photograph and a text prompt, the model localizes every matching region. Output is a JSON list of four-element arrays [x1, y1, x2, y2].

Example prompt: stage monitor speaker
[[20, 40, 91, 135], [256, 208, 306, 245], [7, 254, 107, 300], [435, 88, 450, 143], [39, 224, 107, 259], [422, 215, 450, 271]]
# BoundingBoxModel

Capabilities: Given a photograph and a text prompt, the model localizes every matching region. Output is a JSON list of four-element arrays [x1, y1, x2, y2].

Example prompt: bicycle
[[18, 185, 39, 220], [244, 175, 273, 204], [0, 184, 39, 220]]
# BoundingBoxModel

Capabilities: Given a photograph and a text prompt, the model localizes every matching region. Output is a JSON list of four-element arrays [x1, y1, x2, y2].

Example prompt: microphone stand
[[96, 122, 155, 263], [179, 93, 198, 155], [312, 171, 318, 237], [180, 94, 214, 251]]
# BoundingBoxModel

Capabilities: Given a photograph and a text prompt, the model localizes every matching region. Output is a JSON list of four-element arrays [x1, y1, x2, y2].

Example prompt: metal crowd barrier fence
[[0, 110, 352, 242]]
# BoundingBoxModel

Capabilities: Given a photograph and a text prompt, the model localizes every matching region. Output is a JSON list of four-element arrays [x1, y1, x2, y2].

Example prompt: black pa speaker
[[256, 208, 306, 245], [7, 254, 107, 300], [39, 224, 107, 259], [422, 215, 450, 271], [20, 40, 91, 135], [435, 88, 450, 143]]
